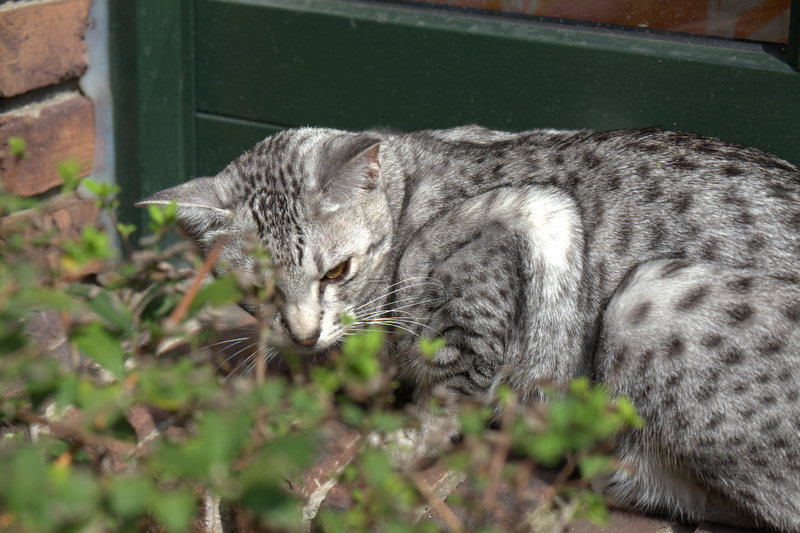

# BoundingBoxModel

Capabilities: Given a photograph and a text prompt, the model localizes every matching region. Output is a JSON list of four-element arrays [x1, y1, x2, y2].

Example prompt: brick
[[0, 0, 91, 97], [37, 194, 99, 240], [0, 92, 94, 195], [1, 193, 100, 255]]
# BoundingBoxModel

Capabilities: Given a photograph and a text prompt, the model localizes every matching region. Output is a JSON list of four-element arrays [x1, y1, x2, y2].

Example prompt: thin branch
[[408, 471, 464, 533], [16, 410, 136, 456], [167, 235, 228, 327], [481, 398, 516, 514], [549, 496, 580, 533]]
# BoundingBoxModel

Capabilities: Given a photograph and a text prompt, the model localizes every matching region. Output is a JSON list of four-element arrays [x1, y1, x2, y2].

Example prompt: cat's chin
[[268, 334, 341, 355]]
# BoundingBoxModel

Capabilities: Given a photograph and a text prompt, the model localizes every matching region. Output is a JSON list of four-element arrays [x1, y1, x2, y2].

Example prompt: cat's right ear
[[318, 135, 382, 212], [135, 176, 234, 241]]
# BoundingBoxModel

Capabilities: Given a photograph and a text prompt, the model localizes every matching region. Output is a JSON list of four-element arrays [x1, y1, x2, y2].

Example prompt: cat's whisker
[[357, 296, 440, 316], [184, 335, 252, 361], [352, 280, 443, 313], [227, 346, 280, 380], [215, 342, 258, 372], [202, 336, 252, 349], [224, 354, 254, 381], [364, 321, 420, 337], [358, 300, 439, 318], [362, 317, 434, 336], [354, 297, 440, 320], [368, 316, 432, 329], [357, 305, 434, 320], [357, 315, 431, 331]]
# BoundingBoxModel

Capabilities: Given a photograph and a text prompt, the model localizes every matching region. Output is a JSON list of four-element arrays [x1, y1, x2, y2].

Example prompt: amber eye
[[322, 259, 349, 281]]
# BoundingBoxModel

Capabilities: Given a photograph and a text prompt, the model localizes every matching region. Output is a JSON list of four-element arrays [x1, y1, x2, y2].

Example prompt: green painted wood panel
[[110, 0, 196, 230], [789, 1, 799, 68], [196, 113, 283, 175], [195, 0, 800, 165]]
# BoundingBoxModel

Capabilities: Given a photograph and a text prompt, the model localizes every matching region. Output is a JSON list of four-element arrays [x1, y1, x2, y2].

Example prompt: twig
[[16, 410, 136, 456], [167, 236, 228, 327], [549, 497, 580, 533], [408, 471, 464, 533], [481, 398, 516, 514], [255, 310, 269, 384], [547, 455, 578, 497]]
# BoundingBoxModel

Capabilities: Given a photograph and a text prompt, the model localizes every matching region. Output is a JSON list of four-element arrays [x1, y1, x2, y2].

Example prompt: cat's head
[[136, 127, 394, 350]]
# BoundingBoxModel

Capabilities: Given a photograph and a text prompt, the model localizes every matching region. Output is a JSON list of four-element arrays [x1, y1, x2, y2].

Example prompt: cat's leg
[[596, 259, 800, 531], [394, 222, 584, 449]]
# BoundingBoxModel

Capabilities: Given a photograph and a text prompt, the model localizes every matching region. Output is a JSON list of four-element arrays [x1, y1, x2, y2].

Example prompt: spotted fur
[[138, 126, 800, 530]]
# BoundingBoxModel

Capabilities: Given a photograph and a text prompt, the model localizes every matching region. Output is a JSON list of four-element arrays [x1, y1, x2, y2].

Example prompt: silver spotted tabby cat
[[138, 126, 800, 530]]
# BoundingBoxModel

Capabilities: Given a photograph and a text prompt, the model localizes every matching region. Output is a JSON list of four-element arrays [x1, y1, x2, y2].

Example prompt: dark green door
[[111, 0, 800, 230]]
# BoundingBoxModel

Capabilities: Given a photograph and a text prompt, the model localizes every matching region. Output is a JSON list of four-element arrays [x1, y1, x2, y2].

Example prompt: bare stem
[[408, 471, 465, 533], [167, 236, 228, 327]]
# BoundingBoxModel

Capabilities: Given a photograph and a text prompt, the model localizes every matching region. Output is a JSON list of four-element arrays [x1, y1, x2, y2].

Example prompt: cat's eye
[[322, 259, 350, 281]]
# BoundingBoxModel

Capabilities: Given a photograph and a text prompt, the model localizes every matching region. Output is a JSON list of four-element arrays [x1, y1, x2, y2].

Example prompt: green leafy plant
[[6, 136, 29, 160], [0, 166, 643, 532]]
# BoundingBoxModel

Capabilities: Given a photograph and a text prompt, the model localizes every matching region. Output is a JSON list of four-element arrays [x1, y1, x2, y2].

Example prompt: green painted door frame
[[110, 0, 800, 232]]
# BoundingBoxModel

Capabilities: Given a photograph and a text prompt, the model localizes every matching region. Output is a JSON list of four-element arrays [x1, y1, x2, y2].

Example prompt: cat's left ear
[[134, 176, 235, 245], [319, 135, 381, 210]]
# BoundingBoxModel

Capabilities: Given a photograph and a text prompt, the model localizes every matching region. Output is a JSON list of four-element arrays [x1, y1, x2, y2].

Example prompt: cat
[[137, 125, 800, 530]]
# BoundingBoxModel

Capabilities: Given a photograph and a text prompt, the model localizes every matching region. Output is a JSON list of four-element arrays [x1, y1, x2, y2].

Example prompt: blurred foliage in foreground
[[0, 154, 643, 532]]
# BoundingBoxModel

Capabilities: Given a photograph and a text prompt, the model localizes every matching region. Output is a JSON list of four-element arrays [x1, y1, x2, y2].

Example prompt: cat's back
[[388, 126, 800, 306], [558, 129, 800, 282]]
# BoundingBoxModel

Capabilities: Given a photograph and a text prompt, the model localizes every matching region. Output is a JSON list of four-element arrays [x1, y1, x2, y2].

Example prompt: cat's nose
[[281, 302, 321, 347], [292, 331, 320, 347]]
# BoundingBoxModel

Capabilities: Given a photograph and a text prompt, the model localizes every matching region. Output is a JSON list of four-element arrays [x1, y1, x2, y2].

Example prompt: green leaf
[[7, 136, 29, 159], [367, 410, 405, 433], [255, 378, 287, 409], [62, 226, 114, 267], [360, 448, 392, 486], [239, 482, 302, 530], [339, 312, 356, 326], [57, 158, 82, 193], [525, 431, 568, 466], [75, 379, 125, 415], [459, 406, 492, 437], [190, 275, 244, 312], [0, 324, 29, 353], [384, 520, 416, 533], [310, 366, 340, 394], [3, 444, 46, 512], [81, 178, 119, 198], [49, 466, 100, 525], [340, 328, 383, 382], [578, 454, 615, 479], [151, 487, 195, 532], [148, 204, 164, 225], [417, 336, 445, 359], [15, 286, 76, 312], [0, 191, 38, 214], [55, 373, 79, 411], [71, 322, 125, 377], [116, 222, 137, 238], [109, 475, 154, 518], [573, 489, 611, 525], [147, 202, 177, 233], [616, 396, 645, 428], [339, 402, 365, 427], [88, 291, 134, 331]]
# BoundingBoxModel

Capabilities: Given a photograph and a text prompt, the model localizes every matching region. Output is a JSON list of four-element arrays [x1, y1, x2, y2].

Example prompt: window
[[400, 0, 792, 43]]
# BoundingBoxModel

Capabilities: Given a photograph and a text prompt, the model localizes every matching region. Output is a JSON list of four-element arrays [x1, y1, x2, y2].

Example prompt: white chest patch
[[463, 187, 582, 272]]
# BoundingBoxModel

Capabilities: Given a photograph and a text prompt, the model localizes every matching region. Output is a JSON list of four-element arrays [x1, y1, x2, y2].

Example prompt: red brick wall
[[0, 0, 97, 232]]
